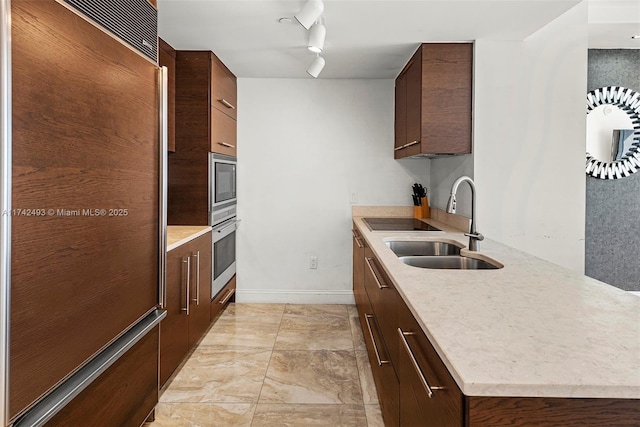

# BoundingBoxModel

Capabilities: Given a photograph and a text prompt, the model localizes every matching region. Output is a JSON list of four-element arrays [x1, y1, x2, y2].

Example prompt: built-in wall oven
[[209, 153, 238, 297]]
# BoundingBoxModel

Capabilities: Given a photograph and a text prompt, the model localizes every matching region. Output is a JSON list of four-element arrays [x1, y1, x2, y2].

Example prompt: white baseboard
[[235, 289, 355, 304]]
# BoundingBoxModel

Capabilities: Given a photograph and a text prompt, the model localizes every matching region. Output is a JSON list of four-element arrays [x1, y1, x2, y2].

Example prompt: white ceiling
[[588, 0, 640, 48], [157, 0, 639, 79]]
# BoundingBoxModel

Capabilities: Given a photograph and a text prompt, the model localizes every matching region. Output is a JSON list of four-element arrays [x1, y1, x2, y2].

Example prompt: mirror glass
[[586, 104, 635, 162], [585, 86, 640, 180]]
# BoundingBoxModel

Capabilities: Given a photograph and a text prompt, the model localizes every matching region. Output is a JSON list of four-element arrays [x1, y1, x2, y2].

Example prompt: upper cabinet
[[394, 43, 473, 159], [211, 56, 237, 120], [159, 38, 176, 152]]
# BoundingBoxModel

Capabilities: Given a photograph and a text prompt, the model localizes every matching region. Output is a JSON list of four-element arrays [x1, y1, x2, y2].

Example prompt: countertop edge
[[167, 226, 212, 252]]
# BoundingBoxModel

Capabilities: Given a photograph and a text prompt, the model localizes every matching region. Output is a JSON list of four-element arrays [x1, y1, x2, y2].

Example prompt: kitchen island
[[352, 207, 639, 426]]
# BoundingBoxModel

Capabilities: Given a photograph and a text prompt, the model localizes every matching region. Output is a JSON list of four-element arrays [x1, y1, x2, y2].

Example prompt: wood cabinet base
[[45, 327, 159, 427]]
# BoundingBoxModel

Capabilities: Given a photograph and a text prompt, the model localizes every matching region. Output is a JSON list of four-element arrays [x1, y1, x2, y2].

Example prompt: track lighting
[[307, 21, 326, 53], [306, 55, 325, 78], [295, 0, 324, 30]]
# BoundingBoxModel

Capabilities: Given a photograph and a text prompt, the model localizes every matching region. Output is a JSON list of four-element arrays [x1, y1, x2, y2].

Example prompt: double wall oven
[[209, 153, 239, 297]]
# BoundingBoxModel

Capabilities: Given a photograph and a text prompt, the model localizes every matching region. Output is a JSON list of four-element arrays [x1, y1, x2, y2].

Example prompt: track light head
[[307, 55, 325, 78], [295, 0, 324, 30], [307, 22, 326, 53]]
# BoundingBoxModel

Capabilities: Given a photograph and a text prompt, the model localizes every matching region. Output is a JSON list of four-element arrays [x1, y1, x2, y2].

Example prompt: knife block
[[413, 196, 430, 219]]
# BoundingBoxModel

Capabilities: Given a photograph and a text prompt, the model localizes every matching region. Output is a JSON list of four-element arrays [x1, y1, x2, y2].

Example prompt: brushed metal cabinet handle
[[365, 257, 388, 289], [217, 141, 236, 148], [182, 257, 190, 315], [218, 288, 235, 305], [219, 98, 236, 109], [158, 65, 168, 310], [352, 230, 364, 249], [365, 314, 390, 366], [398, 328, 445, 398], [192, 251, 200, 305], [404, 140, 420, 148]]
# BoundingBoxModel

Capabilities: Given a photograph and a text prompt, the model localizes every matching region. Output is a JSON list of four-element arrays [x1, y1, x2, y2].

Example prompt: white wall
[[236, 79, 430, 303], [429, 155, 474, 219], [473, 2, 588, 273]]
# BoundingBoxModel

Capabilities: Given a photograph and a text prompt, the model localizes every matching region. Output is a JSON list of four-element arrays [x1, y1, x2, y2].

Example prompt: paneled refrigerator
[[1, 0, 167, 425]]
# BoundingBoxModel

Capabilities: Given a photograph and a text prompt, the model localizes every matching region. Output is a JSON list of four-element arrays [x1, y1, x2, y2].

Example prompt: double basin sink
[[385, 240, 503, 270]]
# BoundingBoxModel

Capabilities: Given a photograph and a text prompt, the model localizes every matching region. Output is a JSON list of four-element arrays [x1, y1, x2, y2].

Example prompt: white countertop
[[353, 215, 640, 399], [167, 225, 212, 252]]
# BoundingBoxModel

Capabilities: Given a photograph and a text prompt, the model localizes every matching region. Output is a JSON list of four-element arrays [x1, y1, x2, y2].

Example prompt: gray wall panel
[[585, 49, 640, 291]]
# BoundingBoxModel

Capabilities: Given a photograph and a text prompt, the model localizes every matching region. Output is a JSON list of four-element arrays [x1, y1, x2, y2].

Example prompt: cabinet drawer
[[211, 275, 236, 322], [398, 302, 463, 426], [210, 55, 237, 120], [361, 304, 399, 427], [210, 107, 237, 156], [363, 249, 399, 368]]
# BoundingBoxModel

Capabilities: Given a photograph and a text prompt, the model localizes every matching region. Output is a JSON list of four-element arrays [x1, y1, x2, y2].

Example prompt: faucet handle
[[464, 232, 484, 241]]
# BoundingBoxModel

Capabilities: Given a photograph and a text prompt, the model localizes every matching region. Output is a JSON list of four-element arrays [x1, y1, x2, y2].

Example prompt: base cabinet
[[160, 232, 212, 386], [353, 226, 640, 427], [45, 326, 159, 427]]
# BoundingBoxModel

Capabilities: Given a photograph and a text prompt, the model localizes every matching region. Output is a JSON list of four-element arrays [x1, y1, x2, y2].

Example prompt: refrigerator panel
[[10, 0, 159, 419]]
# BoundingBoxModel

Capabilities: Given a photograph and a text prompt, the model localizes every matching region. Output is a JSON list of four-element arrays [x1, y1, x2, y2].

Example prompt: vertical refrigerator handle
[[0, 0, 11, 424], [158, 65, 168, 309]]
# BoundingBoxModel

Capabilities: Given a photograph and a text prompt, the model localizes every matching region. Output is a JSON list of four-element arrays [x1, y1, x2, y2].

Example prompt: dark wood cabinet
[[169, 50, 237, 224], [398, 299, 463, 427], [159, 38, 176, 152], [11, 1, 160, 418], [45, 327, 159, 427], [394, 43, 473, 158], [353, 224, 640, 427], [210, 275, 236, 322], [160, 232, 212, 386]]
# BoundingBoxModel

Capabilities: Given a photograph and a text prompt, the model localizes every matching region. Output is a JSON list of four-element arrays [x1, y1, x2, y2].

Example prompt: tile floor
[[147, 304, 384, 426]]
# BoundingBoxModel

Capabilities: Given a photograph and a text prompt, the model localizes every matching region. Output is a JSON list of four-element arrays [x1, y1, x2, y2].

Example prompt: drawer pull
[[404, 140, 419, 148], [182, 257, 190, 315], [219, 98, 236, 109], [217, 141, 236, 148], [352, 230, 364, 249], [192, 251, 200, 305], [365, 314, 390, 366], [398, 328, 445, 398], [218, 288, 235, 305], [365, 257, 388, 289]]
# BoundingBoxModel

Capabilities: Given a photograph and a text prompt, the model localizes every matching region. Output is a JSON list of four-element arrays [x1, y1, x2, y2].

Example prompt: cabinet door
[[420, 43, 472, 154], [362, 305, 399, 427], [160, 246, 191, 386], [159, 38, 176, 152], [211, 107, 237, 156], [363, 249, 400, 368], [398, 301, 463, 427], [188, 233, 213, 348], [405, 49, 422, 157], [394, 72, 407, 159], [45, 327, 159, 427], [352, 227, 367, 317], [211, 55, 237, 120]]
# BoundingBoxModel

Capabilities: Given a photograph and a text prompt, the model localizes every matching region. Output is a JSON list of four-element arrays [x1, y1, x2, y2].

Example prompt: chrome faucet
[[446, 176, 484, 251]]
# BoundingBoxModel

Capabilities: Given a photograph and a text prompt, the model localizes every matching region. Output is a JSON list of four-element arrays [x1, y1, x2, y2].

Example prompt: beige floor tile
[[364, 404, 385, 427], [350, 315, 366, 351], [259, 350, 363, 405], [251, 404, 368, 426], [148, 403, 255, 427], [160, 347, 271, 403], [198, 317, 280, 348], [355, 351, 378, 405], [219, 303, 286, 322], [275, 304, 353, 350], [347, 304, 359, 318]]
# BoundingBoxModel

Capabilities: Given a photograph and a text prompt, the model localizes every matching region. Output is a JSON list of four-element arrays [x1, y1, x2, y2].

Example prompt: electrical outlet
[[309, 256, 318, 269], [350, 192, 358, 204]]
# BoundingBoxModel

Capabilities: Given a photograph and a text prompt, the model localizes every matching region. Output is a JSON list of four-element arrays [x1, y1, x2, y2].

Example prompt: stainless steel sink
[[399, 255, 503, 270], [385, 240, 462, 257]]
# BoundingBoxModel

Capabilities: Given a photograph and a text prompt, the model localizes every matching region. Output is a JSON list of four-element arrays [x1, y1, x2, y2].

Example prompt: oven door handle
[[215, 219, 241, 234]]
